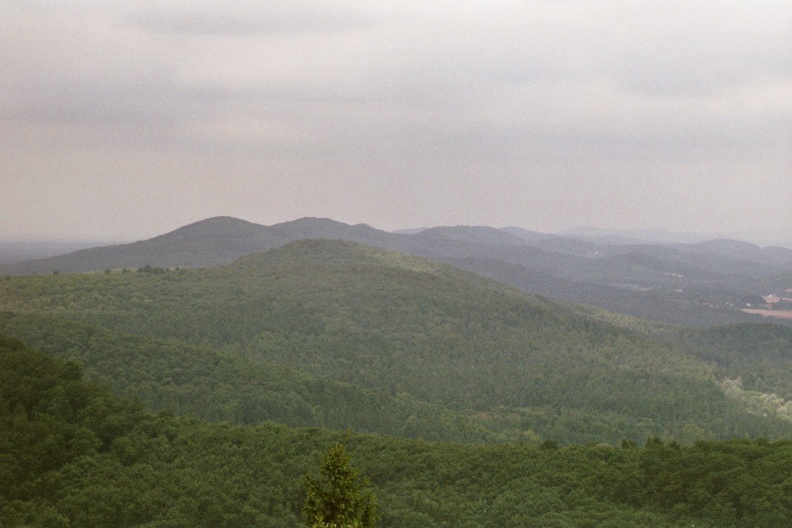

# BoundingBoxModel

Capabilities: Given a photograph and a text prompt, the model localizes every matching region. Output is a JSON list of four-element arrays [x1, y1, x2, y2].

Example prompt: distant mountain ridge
[[559, 226, 712, 245], [0, 216, 413, 275], [3, 216, 791, 327], [0, 240, 114, 265]]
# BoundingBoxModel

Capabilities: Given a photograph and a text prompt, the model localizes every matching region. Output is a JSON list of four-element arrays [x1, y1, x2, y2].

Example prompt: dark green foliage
[[2, 336, 792, 527], [0, 312, 499, 443], [304, 441, 379, 527]]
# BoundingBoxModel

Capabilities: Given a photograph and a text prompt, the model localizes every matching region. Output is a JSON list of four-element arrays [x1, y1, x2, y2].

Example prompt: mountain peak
[[270, 217, 382, 240], [151, 216, 264, 240]]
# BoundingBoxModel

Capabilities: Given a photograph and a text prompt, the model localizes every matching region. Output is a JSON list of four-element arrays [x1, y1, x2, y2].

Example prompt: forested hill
[[4, 216, 789, 327], [3, 333, 792, 527], [1, 239, 791, 445]]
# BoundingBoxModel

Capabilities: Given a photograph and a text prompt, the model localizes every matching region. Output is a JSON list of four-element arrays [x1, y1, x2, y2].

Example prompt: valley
[[742, 309, 792, 321]]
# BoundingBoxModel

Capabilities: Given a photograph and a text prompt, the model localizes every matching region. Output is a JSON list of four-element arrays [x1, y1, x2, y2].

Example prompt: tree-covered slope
[[0, 311, 498, 443], [1, 240, 790, 444], [2, 334, 791, 528], [665, 323, 792, 403]]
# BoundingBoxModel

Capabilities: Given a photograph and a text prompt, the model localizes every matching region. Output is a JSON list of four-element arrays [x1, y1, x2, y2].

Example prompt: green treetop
[[303, 440, 379, 528]]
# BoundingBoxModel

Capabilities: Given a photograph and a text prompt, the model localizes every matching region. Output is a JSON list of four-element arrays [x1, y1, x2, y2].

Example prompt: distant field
[[741, 309, 792, 320]]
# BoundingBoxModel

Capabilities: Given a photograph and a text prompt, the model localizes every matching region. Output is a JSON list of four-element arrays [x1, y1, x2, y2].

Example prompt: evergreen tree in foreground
[[303, 440, 379, 528]]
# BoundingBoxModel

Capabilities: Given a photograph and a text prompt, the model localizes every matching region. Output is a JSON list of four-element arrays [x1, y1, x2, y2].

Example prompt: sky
[[2, 0, 791, 244]]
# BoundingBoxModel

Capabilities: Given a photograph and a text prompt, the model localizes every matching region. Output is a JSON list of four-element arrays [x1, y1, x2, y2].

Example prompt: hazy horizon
[[1, 215, 789, 252], [3, 1, 790, 244]]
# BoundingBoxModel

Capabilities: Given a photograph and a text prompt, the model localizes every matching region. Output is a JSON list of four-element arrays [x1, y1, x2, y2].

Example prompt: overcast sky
[[2, 1, 791, 244]]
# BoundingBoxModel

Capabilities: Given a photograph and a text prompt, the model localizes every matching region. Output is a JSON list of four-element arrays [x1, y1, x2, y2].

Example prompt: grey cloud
[[123, 3, 379, 36], [611, 37, 792, 98], [1, 0, 790, 241], [603, 3, 792, 97]]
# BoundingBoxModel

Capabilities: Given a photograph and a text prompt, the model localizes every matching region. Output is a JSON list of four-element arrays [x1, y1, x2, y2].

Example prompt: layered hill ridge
[[2, 216, 791, 326], [2, 239, 791, 444]]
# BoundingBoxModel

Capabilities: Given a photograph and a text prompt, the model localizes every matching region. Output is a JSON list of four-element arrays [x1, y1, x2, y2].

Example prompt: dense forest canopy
[[3, 334, 792, 527], [1, 240, 791, 446]]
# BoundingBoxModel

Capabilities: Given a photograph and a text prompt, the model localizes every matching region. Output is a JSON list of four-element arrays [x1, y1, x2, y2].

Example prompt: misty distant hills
[[0, 217, 274, 273], [413, 226, 529, 246], [559, 226, 712, 245], [0, 240, 111, 265], [0, 217, 397, 274], [3, 216, 791, 327]]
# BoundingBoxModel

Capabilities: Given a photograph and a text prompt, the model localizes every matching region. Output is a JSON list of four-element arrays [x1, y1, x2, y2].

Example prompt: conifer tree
[[303, 440, 379, 528]]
